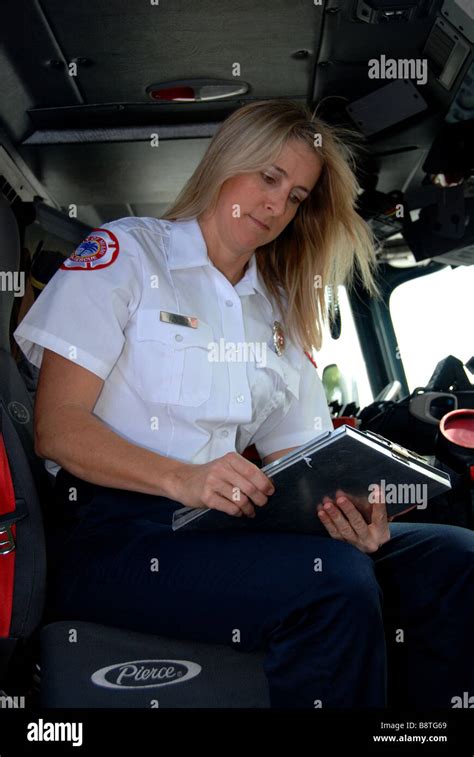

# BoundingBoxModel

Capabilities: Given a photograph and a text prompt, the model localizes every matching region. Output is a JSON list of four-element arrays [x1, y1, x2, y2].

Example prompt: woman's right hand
[[170, 452, 275, 517]]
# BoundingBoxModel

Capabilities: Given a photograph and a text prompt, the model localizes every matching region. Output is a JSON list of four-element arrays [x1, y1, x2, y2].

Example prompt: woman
[[14, 99, 474, 709]]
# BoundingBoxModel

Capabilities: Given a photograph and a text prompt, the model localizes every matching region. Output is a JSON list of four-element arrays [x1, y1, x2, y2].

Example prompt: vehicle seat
[[0, 194, 52, 504], [0, 195, 270, 708]]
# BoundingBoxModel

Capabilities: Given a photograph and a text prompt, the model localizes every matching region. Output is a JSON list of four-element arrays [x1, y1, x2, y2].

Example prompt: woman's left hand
[[316, 485, 391, 554]]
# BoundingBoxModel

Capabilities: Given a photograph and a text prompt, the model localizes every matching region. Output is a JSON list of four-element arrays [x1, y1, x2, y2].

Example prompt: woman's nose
[[265, 192, 287, 216]]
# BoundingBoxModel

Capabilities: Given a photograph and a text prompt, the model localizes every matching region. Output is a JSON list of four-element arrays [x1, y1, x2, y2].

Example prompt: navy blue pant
[[45, 470, 474, 709]]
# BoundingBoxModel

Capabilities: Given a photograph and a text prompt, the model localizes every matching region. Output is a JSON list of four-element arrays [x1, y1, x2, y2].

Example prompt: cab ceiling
[[0, 0, 471, 228]]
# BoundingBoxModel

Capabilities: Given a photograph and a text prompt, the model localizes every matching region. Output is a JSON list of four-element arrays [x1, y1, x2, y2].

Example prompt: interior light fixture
[[146, 79, 249, 102]]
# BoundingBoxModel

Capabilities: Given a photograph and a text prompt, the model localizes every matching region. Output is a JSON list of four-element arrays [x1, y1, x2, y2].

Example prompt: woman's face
[[212, 139, 324, 252]]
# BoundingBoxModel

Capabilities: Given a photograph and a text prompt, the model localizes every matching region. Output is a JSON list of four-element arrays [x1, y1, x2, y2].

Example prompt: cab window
[[389, 266, 474, 392], [315, 286, 373, 411]]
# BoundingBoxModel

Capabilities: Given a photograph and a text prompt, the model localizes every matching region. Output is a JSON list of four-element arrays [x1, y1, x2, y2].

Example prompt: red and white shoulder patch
[[60, 228, 120, 270]]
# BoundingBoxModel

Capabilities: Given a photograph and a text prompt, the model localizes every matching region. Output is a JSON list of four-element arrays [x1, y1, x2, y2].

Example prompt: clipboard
[[171, 425, 452, 534]]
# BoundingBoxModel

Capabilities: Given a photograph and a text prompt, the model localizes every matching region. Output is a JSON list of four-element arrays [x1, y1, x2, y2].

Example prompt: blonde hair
[[162, 98, 381, 353]]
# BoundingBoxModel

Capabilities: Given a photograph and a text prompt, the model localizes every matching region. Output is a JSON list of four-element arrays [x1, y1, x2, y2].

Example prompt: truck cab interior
[[0, 0, 473, 711]]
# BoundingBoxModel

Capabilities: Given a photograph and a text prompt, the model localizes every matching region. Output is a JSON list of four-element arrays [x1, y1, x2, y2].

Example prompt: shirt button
[[225, 300, 234, 307], [219, 429, 229, 438], [235, 394, 245, 403], [175, 334, 183, 342]]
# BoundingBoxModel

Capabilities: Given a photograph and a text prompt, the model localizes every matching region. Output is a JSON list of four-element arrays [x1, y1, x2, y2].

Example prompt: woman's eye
[[262, 174, 301, 204]]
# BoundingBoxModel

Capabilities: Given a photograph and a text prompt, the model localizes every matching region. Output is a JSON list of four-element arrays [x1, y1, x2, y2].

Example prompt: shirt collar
[[168, 217, 274, 313]]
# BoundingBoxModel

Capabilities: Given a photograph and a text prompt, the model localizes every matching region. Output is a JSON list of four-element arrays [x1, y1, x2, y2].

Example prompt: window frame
[[348, 260, 448, 399]]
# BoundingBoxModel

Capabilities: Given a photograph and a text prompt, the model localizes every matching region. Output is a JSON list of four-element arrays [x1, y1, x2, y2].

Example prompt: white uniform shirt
[[13, 217, 332, 477]]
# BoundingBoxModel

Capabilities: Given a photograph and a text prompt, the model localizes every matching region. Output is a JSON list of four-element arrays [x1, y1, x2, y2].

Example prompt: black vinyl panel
[[37, 0, 321, 103], [18, 138, 210, 205]]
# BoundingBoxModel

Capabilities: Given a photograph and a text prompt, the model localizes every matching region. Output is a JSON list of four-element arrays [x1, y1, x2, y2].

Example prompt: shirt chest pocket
[[134, 310, 214, 406]]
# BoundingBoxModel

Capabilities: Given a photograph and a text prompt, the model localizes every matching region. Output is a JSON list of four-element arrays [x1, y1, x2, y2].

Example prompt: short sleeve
[[13, 222, 142, 380], [252, 353, 333, 459]]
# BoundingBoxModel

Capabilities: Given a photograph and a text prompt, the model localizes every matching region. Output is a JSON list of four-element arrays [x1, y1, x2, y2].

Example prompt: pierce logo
[[91, 659, 202, 690]]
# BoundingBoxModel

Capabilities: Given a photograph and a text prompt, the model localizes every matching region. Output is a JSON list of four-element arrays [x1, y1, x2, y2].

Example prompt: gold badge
[[272, 320, 285, 356]]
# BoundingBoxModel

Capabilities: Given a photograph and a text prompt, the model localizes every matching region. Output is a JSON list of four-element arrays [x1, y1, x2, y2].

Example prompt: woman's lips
[[249, 215, 269, 230]]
